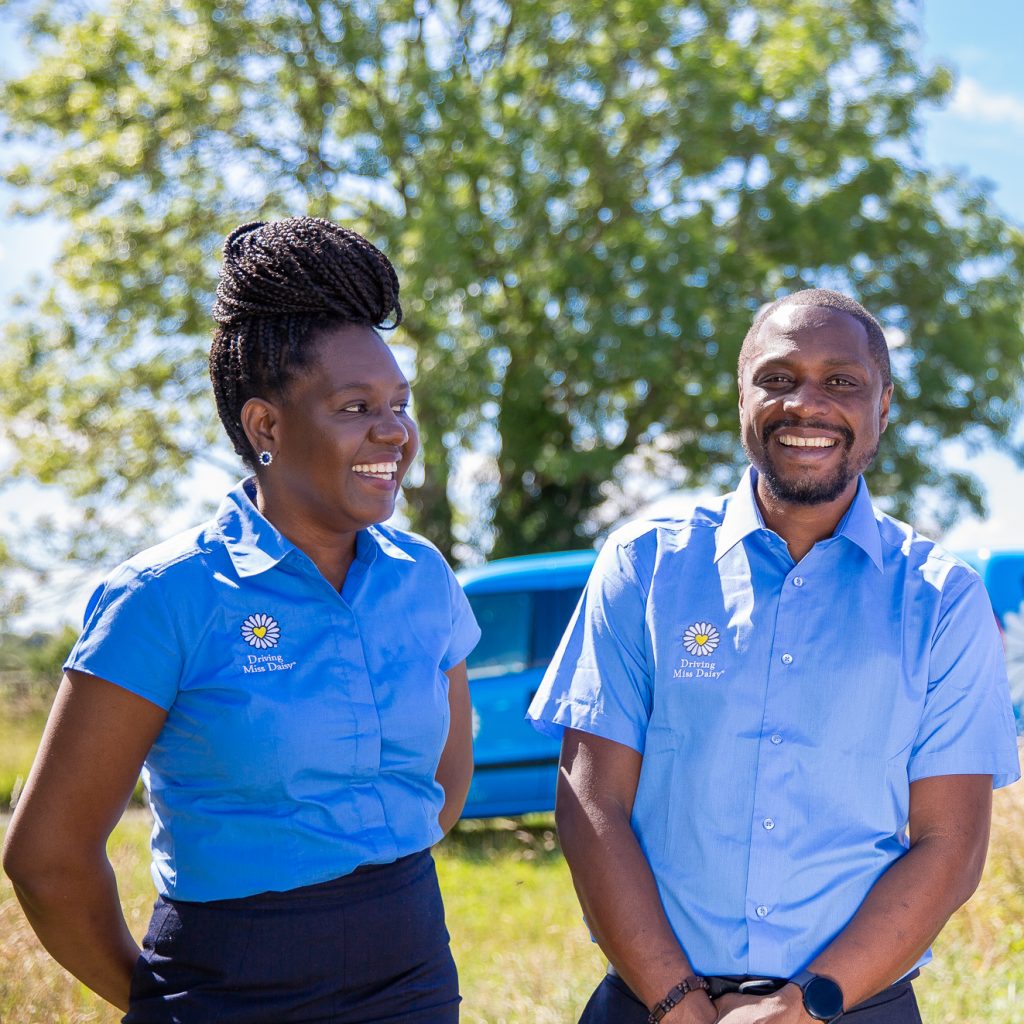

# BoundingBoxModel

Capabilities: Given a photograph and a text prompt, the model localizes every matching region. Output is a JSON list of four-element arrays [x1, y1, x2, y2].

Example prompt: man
[[528, 289, 1020, 1024]]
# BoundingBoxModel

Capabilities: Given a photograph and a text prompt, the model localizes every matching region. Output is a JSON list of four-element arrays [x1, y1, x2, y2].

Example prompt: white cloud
[[950, 77, 1024, 132]]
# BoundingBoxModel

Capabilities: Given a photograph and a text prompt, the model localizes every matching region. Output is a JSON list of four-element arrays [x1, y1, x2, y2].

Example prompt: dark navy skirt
[[124, 850, 459, 1023]]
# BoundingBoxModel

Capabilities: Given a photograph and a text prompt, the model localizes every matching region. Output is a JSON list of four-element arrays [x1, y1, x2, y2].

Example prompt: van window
[[466, 592, 531, 680], [532, 588, 584, 663], [467, 587, 584, 680]]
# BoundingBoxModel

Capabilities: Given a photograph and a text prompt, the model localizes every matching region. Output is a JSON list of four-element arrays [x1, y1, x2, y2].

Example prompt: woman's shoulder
[[97, 518, 226, 597]]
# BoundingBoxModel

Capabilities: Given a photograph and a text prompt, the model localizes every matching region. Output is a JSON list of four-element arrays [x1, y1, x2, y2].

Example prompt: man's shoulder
[[872, 507, 980, 595], [606, 492, 730, 550]]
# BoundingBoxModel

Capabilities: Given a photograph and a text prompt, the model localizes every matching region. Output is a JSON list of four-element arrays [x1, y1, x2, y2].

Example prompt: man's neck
[[753, 476, 858, 563]]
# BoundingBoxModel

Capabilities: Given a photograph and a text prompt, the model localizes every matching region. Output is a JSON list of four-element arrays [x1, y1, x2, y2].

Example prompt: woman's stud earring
[[258, 450, 274, 467]]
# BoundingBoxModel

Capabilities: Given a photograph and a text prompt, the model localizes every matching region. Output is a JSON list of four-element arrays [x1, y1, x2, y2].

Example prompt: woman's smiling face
[[263, 324, 419, 535]]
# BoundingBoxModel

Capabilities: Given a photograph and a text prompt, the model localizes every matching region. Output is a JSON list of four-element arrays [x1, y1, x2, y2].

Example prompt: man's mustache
[[762, 420, 855, 448]]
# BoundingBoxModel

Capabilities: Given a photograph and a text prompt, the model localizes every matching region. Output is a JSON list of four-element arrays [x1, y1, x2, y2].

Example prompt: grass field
[[0, 687, 48, 810], [2, 782, 1023, 1023], [1, 686, 1021, 1023]]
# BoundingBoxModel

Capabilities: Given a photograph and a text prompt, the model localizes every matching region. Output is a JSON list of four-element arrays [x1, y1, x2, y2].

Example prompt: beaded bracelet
[[647, 974, 711, 1023]]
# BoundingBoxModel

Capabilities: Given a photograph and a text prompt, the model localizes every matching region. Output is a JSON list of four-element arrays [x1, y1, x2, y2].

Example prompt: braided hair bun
[[212, 218, 402, 328], [209, 217, 403, 466]]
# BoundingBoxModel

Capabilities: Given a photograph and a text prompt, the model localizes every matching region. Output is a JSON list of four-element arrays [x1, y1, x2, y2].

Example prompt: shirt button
[[756, 905, 769, 918], [771, 733, 783, 745], [793, 576, 804, 587], [781, 653, 793, 665], [763, 817, 775, 830]]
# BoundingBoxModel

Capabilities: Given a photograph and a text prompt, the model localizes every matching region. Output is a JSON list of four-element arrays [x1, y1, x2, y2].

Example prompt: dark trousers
[[579, 971, 923, 1024], [124, 849, 459, 1024]]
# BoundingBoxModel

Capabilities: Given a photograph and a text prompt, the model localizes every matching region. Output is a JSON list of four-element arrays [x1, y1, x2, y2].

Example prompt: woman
[[2, 217, 479, 1022]]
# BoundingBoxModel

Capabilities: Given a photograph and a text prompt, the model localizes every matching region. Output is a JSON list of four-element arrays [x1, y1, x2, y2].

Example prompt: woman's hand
[[2, 670, 166, 1010]]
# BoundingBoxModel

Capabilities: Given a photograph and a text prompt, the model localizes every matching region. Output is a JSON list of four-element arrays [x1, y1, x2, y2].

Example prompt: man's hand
[[662, 991, 719, 1024], [713, 985, 811, 1022]]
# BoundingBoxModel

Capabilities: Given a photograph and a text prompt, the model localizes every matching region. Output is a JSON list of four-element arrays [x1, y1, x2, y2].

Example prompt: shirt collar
[[834, 476, 884, 571], [217, 478, 294, 578], [217, 478, 416, 579], [714, 467, 883, 571]]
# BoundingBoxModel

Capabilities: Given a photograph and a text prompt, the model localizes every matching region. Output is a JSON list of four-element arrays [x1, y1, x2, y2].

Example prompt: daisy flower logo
[[241, 613, 281, 650], [683, 622, 720, 657]]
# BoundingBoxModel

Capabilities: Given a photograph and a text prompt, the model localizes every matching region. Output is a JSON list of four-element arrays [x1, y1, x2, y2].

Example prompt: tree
[[1, 0, 1022, 575]]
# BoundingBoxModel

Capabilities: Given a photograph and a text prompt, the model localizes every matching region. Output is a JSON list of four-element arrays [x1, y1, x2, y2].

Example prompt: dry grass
[[1, 812, 153, 1024], [0, 693, 48, 809], [438, 818, 604, 1023], [1, 787, 1021, 1023], [914, 781, 1024, 1021]]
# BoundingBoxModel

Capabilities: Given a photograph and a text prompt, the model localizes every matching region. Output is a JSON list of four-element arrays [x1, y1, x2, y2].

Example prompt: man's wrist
[[647, 974, 712, 1023], [777, 983, 814, 1021], [663, 989, 717, 1024], [787, 971, 845, 1023]]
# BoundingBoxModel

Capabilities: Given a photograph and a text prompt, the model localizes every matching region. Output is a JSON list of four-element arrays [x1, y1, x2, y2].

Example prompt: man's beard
[[746, 420, 877, 506]]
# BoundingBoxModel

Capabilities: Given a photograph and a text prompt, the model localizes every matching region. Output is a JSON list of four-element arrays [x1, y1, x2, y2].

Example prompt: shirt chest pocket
[[372, 658, 451, 776], [260, 670, 384, 790], [157, 684, 286, 798], [778, 636, 913, 762]]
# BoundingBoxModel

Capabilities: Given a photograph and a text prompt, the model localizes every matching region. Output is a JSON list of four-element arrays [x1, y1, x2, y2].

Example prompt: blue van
[[458, 550, 596, 819], [458, 547, 1024, 819], [957, 549, 1024, 735]]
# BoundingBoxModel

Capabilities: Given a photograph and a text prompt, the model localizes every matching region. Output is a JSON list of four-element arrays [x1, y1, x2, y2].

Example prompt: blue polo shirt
[[66, 479, 480, 902], [529, 468, 1020, 978]]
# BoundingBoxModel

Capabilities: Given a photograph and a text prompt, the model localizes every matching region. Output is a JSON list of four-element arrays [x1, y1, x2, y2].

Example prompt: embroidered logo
[[682, 622, 720, 657], [241, 613, 281, 650]]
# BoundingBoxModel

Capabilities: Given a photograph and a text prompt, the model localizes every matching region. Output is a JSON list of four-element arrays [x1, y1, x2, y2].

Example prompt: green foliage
[[1, 0, 1022, 562], [0, 626, 77, 689], [0, 702, 48, 810], [0, 653, 145, 808]]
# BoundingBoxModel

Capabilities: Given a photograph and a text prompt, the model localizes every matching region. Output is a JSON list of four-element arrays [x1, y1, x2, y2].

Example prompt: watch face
[[804, 976, 844, 1021]]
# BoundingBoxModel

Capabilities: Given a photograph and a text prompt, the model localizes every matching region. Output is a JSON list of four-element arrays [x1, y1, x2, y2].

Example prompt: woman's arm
[[435, 660, 473, 834], [2, 670, 167, 1011]]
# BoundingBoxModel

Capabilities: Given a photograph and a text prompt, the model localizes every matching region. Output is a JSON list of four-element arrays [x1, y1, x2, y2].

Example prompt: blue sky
[[918, 0, 1024, 224], [1, 2, 1023, 625], [910, 0, 1024, 551]]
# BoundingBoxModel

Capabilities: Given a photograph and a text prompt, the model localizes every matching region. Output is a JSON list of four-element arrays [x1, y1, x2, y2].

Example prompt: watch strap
[[789, 970, 844, 1023]]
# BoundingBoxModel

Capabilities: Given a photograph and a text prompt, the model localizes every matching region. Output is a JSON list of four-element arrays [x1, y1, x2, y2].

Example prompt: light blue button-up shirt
[[66, 479, 480, 901], [529, 468, 1020, 977]]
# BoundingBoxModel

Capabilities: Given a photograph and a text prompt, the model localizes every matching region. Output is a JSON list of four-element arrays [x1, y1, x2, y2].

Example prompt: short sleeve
[[64, 564, 185, 711], [527, 532, 653, 753], [441, 560, 481, 671], [908, 571, 1021, 790]]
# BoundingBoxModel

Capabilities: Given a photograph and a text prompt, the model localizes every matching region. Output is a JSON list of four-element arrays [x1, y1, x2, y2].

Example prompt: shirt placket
[[294, 551, 386, 780], [745, 543, 808, 975], [334, 554, 399, 855]]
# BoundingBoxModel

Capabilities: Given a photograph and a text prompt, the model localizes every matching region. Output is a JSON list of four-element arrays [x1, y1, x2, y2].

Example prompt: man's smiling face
[[739, 305, 893, 508]]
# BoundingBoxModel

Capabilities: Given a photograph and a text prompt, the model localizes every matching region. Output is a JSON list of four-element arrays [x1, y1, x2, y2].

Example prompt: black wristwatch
[[789, 970, 844, 1022]]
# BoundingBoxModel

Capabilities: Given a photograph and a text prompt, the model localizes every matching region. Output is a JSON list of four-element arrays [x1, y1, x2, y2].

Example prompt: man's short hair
[[738, 289, 893, 387]]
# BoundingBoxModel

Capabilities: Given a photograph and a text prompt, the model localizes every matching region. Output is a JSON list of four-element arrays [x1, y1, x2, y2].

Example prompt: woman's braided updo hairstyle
[[209, 217, 403, 466]]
